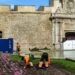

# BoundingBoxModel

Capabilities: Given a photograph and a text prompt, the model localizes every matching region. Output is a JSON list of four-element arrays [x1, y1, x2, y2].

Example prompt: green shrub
[[43, 47, 50, 50], [31, 47, 39, 51]]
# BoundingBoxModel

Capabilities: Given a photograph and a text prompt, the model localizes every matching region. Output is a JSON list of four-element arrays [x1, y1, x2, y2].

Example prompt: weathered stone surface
[[0, 12, 51, 51]]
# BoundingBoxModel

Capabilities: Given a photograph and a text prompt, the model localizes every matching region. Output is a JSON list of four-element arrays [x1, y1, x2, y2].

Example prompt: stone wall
[[17, 6, 35, 12], [0, 12, 51, 51], [0, 5, 10, 12]]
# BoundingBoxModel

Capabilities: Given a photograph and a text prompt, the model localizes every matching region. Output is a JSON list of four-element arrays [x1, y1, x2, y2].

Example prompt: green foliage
[[31, 47, 39, 51], [31, 47, 50, 51], [43, 47, 50, 50], [10, 55, 22, 61]]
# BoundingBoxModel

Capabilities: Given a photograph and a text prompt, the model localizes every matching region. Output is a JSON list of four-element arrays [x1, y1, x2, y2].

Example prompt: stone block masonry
[[0, 12, 52, 51]]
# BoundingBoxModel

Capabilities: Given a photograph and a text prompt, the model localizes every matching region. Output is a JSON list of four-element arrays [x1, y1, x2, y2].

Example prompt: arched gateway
[[65, 32, 75, 40]]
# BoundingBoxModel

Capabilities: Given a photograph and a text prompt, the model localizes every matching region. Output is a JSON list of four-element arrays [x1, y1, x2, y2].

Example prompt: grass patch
[[10, 55, 23, 61], [51, 59, 75, 73], [31, 58, 40, 64], [10, 55, 40, 63]]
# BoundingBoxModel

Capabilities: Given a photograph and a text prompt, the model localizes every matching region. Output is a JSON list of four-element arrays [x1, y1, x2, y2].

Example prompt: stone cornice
[[50, 13, 75, 19]]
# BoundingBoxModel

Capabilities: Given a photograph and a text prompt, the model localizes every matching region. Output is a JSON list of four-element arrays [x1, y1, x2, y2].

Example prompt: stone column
[[52, 20, 63, 49], [55, 21, 61, 49], [52, 19, 64, 50], [55, 21, 65, 49], [52, 19, 56, 50]]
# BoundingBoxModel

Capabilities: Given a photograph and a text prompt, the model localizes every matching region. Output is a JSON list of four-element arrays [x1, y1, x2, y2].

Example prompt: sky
[[0, 0, 50, 9]]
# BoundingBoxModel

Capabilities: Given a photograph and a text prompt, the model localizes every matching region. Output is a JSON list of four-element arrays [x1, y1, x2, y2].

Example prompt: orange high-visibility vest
[[24, 55, 30, 63]]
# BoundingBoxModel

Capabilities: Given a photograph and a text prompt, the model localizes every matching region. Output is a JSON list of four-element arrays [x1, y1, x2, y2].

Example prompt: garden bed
[[10, 55, 75, 74]]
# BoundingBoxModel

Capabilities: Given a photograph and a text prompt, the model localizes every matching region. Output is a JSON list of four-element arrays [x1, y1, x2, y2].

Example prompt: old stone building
[[50, 0, 75, 50], [0, 0, 75, 55]]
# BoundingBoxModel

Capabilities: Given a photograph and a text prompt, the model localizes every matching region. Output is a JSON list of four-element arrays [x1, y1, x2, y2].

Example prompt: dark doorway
[[62, 37, 67, 42], [65, 32, 75, 40], [0, 31, 2, 38]]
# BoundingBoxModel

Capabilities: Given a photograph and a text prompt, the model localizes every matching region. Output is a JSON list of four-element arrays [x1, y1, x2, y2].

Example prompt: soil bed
[[26, 64, 75, 75]]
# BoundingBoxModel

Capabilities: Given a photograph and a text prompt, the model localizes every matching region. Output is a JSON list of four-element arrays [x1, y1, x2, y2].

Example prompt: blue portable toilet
[[0, 38, 13, 53], [8, 38, 13, 53]]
